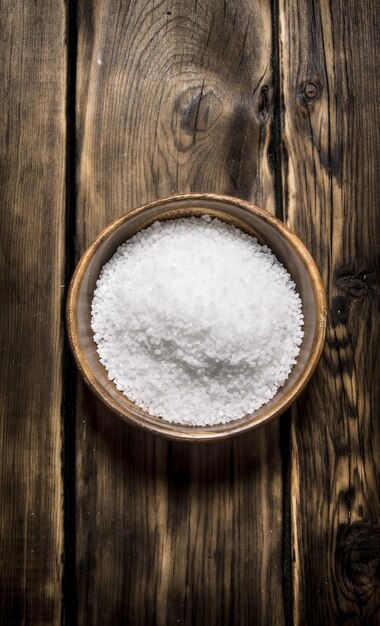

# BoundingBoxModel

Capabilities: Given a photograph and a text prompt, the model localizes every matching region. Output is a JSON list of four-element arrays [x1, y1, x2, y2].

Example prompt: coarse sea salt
[[91, 216, 304, 426]]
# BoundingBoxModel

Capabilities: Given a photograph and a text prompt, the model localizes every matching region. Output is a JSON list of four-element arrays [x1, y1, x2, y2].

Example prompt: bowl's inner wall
[[76, 198, 318, 434]]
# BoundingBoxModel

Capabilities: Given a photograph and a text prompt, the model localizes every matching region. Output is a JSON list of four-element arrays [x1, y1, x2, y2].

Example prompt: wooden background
[[1, 0, 379, 624]]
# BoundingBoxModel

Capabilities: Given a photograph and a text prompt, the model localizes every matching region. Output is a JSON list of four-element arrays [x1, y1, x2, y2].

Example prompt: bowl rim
[[67, 192, 327, 441]]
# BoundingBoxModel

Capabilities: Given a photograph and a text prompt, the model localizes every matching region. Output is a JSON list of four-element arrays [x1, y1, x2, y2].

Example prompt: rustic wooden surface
[[280, 1, 380, 624], [75, 2, 284, 625], [0, 2, 66, 624], [1, 0, 379, 624]]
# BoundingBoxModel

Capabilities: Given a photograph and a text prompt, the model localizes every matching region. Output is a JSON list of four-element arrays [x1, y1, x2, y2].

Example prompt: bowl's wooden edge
[[66, 193, 328, 442]]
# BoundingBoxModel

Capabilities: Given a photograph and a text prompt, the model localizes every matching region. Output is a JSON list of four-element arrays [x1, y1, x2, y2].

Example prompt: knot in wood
[[303, 82, 319, 99], [336, 270, 378, 299], [336, 523, 380, 606], [171, 84, 221, 152]]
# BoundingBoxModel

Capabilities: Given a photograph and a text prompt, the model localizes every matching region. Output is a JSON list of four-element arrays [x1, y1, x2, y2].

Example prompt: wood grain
[[0, 2, 66, 624], [76, 1, 285, 623], [279, 0, 380, 623]]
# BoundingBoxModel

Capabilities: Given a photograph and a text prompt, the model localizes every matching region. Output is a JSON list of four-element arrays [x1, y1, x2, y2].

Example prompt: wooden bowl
[[67, 193, 327, 441]]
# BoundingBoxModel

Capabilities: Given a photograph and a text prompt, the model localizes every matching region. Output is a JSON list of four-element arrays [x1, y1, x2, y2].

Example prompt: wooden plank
[[76, 1, 285, 624], [278, 0, 380, 623], [0, 2, 66, 624]]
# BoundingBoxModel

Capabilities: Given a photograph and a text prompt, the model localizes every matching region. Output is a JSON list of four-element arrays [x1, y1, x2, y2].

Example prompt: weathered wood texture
[[75, 1, 285, 624], [1, 0, 379, 624], [279, 0, 380, 624], [0, 2, 66, 624]]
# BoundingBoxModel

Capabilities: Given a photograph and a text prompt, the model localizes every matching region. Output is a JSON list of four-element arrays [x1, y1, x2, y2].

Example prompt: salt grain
[[91, 217, 304, 426]]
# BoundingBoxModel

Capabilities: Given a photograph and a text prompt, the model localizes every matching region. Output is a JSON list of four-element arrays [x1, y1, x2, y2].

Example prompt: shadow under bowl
[[67, 193, 327, 442]]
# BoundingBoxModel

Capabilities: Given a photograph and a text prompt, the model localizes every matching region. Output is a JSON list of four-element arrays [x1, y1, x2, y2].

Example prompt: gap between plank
[[61, 1, 78, 624], [270, 0, 294, 624]]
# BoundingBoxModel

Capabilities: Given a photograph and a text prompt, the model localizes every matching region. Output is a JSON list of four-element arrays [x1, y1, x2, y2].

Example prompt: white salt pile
[[91, 216, 304, 426]]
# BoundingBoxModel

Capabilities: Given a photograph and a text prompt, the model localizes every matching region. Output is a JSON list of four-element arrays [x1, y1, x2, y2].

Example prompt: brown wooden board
[[75, 1, 285, 624], [0, 2, 66, 624], [279, 0, 380, 624], [1, 0, 379, 623]]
